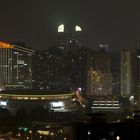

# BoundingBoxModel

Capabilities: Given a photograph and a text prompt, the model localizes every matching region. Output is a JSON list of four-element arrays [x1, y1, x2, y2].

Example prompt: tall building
[[56, 24, 83, 51], [111, 52, 121, 95], [56, 24, 91, 92], [132, 41, 140, 95], [56, 24, 67, 50], [87, 69, 112, 95], [33, 24, 91, 93], [133, 49, 140, 96], [120, 49, 131, 96], [33, 47, 69, 90], [94, 46, 111, 73], [66, 45, 92, 92], [0, 41, 35, 89], [87, 46, 112, 95]]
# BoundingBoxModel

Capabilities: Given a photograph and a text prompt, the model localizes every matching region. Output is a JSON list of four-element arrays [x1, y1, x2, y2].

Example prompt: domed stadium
[[0, 90, 75, 112]]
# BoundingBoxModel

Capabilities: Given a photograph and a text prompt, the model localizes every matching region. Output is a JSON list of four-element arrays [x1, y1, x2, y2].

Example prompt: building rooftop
[[0, 90, 74, 96]]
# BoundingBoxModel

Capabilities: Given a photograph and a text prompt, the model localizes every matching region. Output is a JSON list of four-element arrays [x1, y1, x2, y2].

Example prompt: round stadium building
[[0, 90, 75, 112]]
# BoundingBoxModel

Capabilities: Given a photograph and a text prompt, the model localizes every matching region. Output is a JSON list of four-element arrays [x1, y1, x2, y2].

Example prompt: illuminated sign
[[0, 101, 7, 106], [0, 41, 14, 48], [52, 101, 64, 107]]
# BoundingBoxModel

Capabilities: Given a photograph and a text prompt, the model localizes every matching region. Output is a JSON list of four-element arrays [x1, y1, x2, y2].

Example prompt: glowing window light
[[24, 97, 29, 100], [30, 97, 38, 100], [58, 24, 64, 32], [17, 97, 23, 100], [75, 25, 82, 32]]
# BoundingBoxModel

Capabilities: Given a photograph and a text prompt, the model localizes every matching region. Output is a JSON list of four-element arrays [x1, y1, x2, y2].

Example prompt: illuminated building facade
[[87, 46, 112, 95], [0, 90, 74, 112], [87, 69, 112, 95], [0, 42, 35, 89], [121, 49, 131, 96]]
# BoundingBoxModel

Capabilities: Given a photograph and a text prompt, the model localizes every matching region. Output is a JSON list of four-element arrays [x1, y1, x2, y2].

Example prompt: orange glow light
[[0, 41, 14, 48]]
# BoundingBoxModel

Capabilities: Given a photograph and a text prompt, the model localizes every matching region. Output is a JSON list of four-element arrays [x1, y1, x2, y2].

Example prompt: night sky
[[0, 0, 140, 50]]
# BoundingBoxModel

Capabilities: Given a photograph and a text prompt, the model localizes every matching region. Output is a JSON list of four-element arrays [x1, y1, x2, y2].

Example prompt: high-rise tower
[[0, 41, 35, 89], [121, 49, 131, 96]]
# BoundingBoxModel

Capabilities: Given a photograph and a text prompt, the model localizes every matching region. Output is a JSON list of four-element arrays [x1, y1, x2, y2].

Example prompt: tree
[[30, 105, 50, 121]]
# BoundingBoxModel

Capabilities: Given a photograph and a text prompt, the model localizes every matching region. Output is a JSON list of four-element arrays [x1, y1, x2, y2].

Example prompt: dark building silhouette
[[111, 51, 121, 95], [33, 24, 92, 92]]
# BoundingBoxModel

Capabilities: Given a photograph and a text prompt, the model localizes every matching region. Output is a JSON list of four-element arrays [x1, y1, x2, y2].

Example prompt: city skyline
[[0, 0, 140, 50]]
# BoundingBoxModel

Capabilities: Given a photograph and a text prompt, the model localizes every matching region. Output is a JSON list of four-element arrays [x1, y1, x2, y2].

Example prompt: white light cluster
[[75, 25, 82, 32], [52, 101, 64, 107], [0, 101, 7, 106], [58, 24, 64, 32]]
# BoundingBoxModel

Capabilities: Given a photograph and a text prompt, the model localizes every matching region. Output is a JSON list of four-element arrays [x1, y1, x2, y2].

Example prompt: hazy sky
[[0, 0, 140, 50]]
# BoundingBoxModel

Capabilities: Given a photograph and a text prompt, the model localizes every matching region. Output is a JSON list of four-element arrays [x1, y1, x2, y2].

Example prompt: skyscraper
[[33, 24, 91, 92], [111, 52, 121, 95], [0, 41, 35, 89], [121, 49, 131, 96], [87, 46, 112, 95]]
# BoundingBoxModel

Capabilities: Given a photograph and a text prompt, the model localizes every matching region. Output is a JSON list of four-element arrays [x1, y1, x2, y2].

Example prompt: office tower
[[33, 24, 91, 92], [66, 45, 93, 92], [56, 24, 67, 50], [111, 52, 121, 95], [87, 46, 112, 95], [56, 24, 84, 50], [0, 42, 13, 88], [121, 49, 131, 96], [0, 41, 35, 89], [33, 47, 69, 90], [61, 24, 91, 92], [87, 69, 112, 96], [32, 50, 45, 89], [133, 41, 140, 95], [94, 45, 111, 73]]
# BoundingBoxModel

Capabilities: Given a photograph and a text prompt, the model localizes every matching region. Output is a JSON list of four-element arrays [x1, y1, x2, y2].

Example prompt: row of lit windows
[[0, 95, 71, 100]]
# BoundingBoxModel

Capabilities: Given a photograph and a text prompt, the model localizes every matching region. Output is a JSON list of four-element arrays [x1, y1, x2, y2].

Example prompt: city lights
[[0, 1, 140, 139]]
